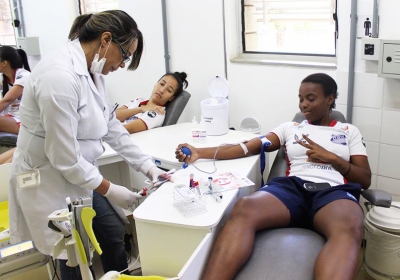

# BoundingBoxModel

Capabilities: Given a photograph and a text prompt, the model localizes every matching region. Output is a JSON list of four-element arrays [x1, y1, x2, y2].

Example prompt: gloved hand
[[147, 166, 168, 182], [103, 182, 143, 209]]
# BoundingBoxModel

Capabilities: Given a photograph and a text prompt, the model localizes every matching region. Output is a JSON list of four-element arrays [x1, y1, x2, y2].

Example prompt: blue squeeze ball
[[181, 147, 191, 156], [181, 147, 191, 169]]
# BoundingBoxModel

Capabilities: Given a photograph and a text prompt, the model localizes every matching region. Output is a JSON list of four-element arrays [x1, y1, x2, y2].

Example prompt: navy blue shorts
[[258, 176, 362, 229]]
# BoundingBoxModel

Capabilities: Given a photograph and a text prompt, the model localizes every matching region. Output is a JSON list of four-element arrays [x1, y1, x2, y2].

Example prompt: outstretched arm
[[175, 132, 281, 164]]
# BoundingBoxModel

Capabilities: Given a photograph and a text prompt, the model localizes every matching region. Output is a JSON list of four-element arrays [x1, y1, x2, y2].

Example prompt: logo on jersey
[[147, 111, 157, 118], [293, 122, 304, 129], [330, 134, 347, 145], [293, 134, 308, 144], [302, 164, 333, 171], [127, 116, 138, 122], [341, 126, 349, 131], [16, 75, 23, 80]]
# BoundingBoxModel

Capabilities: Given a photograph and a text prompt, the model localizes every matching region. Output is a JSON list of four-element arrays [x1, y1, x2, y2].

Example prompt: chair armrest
[[361, 189, 392, 208]]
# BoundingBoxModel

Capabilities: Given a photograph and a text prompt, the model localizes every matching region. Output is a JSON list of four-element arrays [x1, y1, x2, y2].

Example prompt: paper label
[[16, 169, 41, 189]]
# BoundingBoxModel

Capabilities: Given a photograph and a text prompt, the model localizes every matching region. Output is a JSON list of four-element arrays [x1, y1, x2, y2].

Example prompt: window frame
[[79, 0, 119, 14], [235, 0, 337, 68]]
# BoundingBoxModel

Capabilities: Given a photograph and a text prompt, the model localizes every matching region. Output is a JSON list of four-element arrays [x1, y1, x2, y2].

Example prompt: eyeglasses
[[114, 41, 130, 64]]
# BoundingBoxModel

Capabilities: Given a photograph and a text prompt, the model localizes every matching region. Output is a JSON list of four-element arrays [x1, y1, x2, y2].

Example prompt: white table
[[96, 123, 265, 278], [97, 122, 264, 189], [98, 122, 259, 168], [133, 162, 260, 278], [105, 123, 261, 277]]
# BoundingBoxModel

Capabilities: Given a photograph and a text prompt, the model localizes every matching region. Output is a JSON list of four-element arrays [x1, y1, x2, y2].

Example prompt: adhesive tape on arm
[[239, 142, 248, 155]]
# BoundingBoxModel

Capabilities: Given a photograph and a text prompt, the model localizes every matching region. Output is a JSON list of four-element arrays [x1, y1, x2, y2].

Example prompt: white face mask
[[90, 41, 111, 74]]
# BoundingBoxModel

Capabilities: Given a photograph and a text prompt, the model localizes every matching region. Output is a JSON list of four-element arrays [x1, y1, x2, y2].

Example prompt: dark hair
[[301, 73, 338, 111], [68, 10, 143, 71], [160, 72, 188, 97], [0, 46, 30, 97]]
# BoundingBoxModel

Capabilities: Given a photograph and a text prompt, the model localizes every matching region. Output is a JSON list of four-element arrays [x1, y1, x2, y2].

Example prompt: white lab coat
[[8, 39, 155, 257]]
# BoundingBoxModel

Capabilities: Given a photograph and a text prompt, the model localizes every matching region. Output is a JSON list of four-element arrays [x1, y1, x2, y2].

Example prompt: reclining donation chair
[[234, 110, 392, 280], [162, 90, 191, 127]]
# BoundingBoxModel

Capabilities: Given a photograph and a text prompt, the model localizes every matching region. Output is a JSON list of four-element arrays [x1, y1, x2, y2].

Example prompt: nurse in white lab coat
[[8, 10, 165, 279]]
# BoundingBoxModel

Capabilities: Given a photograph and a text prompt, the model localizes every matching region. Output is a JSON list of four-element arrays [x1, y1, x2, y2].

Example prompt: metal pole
[[222, 0, 228, 80], [371, 0, 379, 38], [7, 0, 18, 46], [17, 0, 24, 36], [12, 0, 24, 37], [346, 0, 357, 123], [161, 0, 170, 73]]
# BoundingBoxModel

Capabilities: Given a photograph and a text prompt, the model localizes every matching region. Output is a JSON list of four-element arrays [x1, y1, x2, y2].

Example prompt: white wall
[[106, 1, 165, 104], [350, 1, 400, 201], [165, 0, 226, 123], [20, 0, 400, 200], [110, 0, 226, 125], [21, 0, 78, 55]]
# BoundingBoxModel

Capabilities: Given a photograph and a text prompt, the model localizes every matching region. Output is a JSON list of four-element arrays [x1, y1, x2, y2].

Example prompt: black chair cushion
[[162, 90, 191, 126], [0, 132, 18, 147]]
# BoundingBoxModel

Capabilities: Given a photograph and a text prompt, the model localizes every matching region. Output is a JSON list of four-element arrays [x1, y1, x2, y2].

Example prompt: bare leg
[[313, 199, 364, 280], [0, 116, 19, 134], [0, 147, 15, 164], [201, 192, 290, 280]]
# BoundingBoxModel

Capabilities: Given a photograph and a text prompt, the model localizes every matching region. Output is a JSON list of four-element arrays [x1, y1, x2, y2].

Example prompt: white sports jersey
[[123, 98, 165, 130], [2, 68, 30, 118], [271, 120, 367, 186]]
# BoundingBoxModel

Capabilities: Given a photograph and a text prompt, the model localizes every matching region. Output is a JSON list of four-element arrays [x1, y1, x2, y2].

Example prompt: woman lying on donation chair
[[0, 46, 30, 134], [115, 71, 188, 133], [175, 73, 371, 280], [0, 72, 188, 164]]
